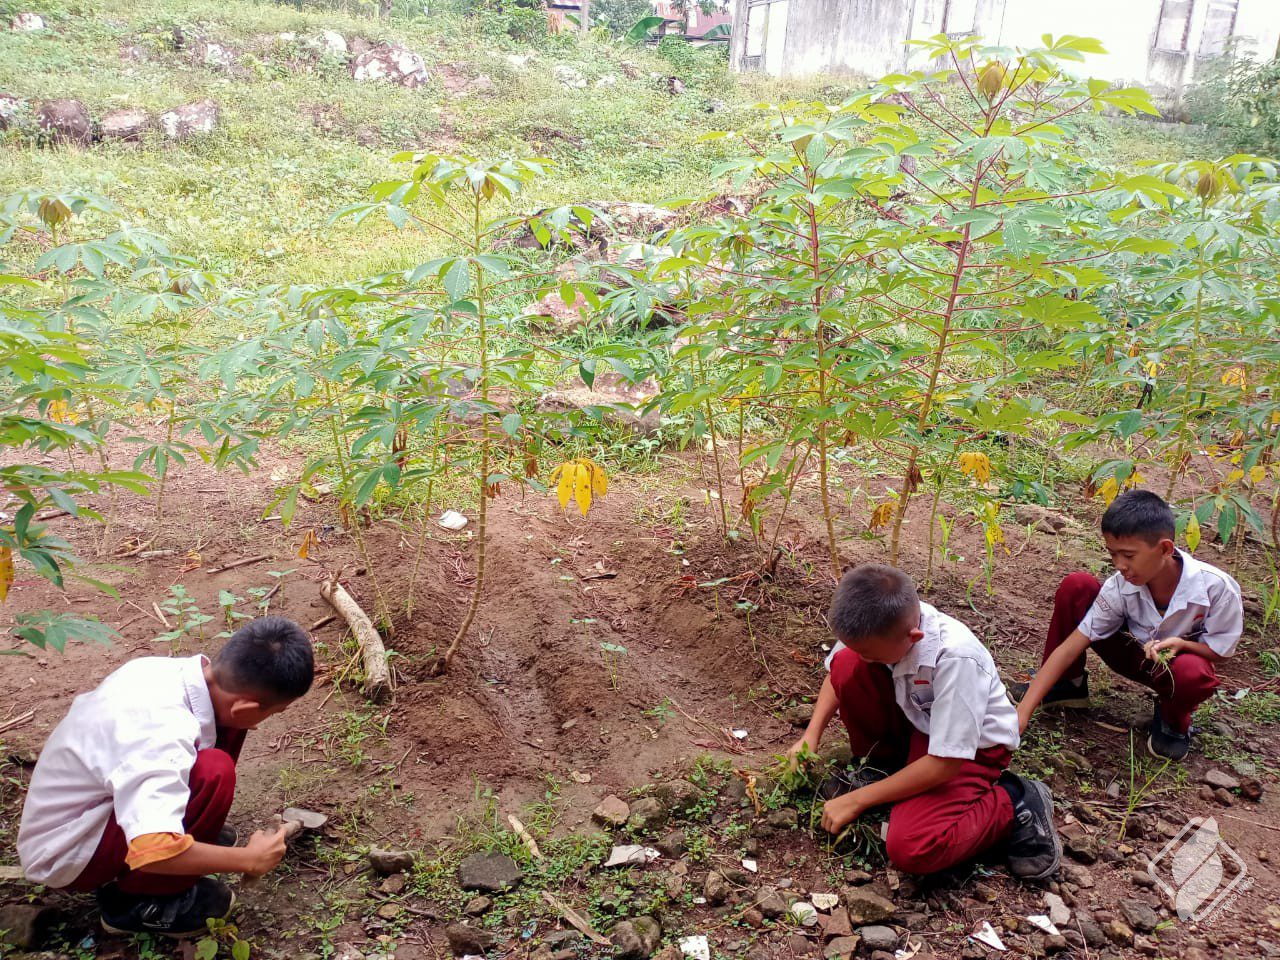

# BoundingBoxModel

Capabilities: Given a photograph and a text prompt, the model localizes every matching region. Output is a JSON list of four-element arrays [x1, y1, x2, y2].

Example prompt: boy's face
[[1103, 532, 1176, 587], [842, 608, 924, 666]]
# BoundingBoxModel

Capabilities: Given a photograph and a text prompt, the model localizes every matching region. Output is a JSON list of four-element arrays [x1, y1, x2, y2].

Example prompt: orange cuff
[[125, 832, 194, 871]]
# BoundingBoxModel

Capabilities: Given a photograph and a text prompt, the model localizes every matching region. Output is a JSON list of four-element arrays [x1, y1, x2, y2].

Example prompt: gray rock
[[823, 937, 860, 959], [10, 12, 44, 31], [459, 851, 523, 892], [0, 904, 55, 949], [653, 778, 702, 814], [593, 795, 631, 827], [1044, 892, 1071, 928], [1061, 864, 1095, 888], [610, 917, 661, 960], [704, 869, 731, 906], [554, 65, 587, 89], [857, 927, 898, 952], [36, 99, 92, 145], [1119, 899, 1159, 933], [463, 895, 492, 916], [446, 923, 497, 956], [766, 807, 798, 829], [843, 888, 896, 924], [656, 830, 687, 859], [1075, 917, 1107, 948], [544, 931, 584, 948], [756, 886, 789, 919], [158, 99, 219, 140], [1204, 769, 1240, 791], [350, 42, 429, 88], [0, 92, 23, 129], [100, 108, 149, 141], [627, 796, 667, 831], [368, 847, 414, 875]]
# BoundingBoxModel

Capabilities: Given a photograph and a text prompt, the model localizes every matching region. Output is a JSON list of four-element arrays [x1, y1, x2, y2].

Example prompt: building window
[[1154, 0, 1195, 53], [1198, 0, 1239, 58], [943, 0, 979, 35]]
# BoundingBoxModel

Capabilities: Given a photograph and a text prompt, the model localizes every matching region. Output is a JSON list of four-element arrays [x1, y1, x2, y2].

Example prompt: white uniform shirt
[[1078, 549, 1244, 657], [826, 602, 1020, 759], [18, 655, 217, 888]]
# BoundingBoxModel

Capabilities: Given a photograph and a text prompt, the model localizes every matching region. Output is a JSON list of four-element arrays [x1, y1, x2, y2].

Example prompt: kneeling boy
[[791, 564, 1060, 879], [18, 616, 314, 937], [1014, 490, 1242, 760]]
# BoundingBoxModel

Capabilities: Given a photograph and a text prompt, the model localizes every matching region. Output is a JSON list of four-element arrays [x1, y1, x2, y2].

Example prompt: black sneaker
[[98, 877, 236, 938], [818, 765, 890, 801], [1148, 701, 1191, 761], [1008, 671, 1090, 709], [216, 824, 238, 847], [999, 773, 1062, 881]]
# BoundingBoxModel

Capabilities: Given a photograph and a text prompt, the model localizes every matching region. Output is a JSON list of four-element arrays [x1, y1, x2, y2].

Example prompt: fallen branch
[[508, 814, 543, 861], [205, 554, 271, 575], [0, 709, 35, 735], [320, 575, 392, 704], [311, 614, 337, 631], [540, 891, 610, 945]]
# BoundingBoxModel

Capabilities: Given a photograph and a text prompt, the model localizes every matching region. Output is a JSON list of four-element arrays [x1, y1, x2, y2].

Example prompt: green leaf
[[501, 413, 523, 437], [625, 15, 665, 43], [232, 940, 251, 960]]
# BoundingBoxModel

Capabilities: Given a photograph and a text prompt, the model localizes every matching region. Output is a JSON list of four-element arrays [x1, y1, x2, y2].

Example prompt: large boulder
[[100, 108, 149, 142], [36, 99, 92, 145], [319, 29, 348, 56], [158, 99, 219, 140], [10, 12, 44, 31], [350, 42, 429, 88]]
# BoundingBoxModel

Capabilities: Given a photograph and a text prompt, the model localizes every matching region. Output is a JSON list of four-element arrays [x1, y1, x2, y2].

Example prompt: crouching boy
[[18, 616, 314, 937], [1014, 490, 1242, 760], [791, 564, 1060, 880]]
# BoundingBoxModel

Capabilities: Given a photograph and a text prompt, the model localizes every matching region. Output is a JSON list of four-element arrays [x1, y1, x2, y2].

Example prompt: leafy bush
[[1185, 48, 1280, 152]]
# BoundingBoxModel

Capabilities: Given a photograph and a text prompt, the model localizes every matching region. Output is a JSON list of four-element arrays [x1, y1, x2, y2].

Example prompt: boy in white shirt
[[790, 564, 1061, 880], [18, 616, 314, 937], [1014, 490, 1242, 760]]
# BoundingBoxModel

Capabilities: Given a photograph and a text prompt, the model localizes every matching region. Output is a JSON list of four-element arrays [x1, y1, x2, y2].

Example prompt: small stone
[[704, 870, 731, 906], [368, 847, 414, 875], [1199, 785, 1216, 802], [1075, 917, 1106, 948], [857, 927, 898, 952], [1204, 769, 1241, 791], [756, 887, 788, 919], [0, 904, 55, 949], [1133, 935, 1160, 956], [1183, 950, 1211, 960], [627, 796, 666, 831], [545, 931, 584, 948], [656, 830, 687, 859], [1214, 787, 1234, 806], [158, 99, 219, 140], [1044, 892, 1071, 928], [594, 795, 631, 826], [1102, 919, 1134, 946], [1044, 934, 1069, 953], [1260, 849, 1271, 862], [464, 895, 492, 916], [785, 934, 812, 955], [823, 936, 860, 959], [446, 923, 497, 956], [742, 908, 764, 928], [458, 852, 522, 892], [376, 902, 402, 920], [1242, 777, 1264, 801], [766, 807, 798, 829], [610, 917, 661, 960], [1129, 870, 1156, 889], [972, 882, 998, 903], [653, 778, 702, 814], [843, 888, 896, 924], [823, 908, 852, 939], [1119, 899, 1159, 933], [379, 875, 405, 895], [1061, 864, 1095, 888], [791, 902, 819, 927], [844, 869, 872, 885]]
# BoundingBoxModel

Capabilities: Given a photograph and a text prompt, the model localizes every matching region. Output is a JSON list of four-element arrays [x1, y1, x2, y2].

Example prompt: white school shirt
[[825, 603, 1020, 759], [1078, 549, 1244, 657], [18, 655, 217, 888]]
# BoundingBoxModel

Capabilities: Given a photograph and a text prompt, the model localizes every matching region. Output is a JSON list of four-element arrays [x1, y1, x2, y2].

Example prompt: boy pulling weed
[[18, 617, 314, 937], [1014, 491, 1243, 760], [790, 564, 1061, 880]]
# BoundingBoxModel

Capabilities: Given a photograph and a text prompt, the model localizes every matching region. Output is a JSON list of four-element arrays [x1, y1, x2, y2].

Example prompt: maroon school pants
[[66, 728, 245, 895], [829, 649, 1014, 875], [1044, 572, 1219, 733]]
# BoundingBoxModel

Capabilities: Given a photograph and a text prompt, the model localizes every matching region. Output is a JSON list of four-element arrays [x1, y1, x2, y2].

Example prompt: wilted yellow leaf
[[1221, 365, 1248, 389], [573, 463, 592, 516], [1097, 477, 1120, 506], [0, 545, 12, 603], [550, 458, 609, 516], [590, 461, 608, 498], [1144, 360, 1162, 378], [869, 502, 895, 529], [48, 399, 72, 423], [958, 451, 992, 484], [297, 529, 319, 559], [1185, 513, 1201, 552], [1227, 469, 1245, 484], [1250, 465, 1266, 484], [551, 462, 575, 511]]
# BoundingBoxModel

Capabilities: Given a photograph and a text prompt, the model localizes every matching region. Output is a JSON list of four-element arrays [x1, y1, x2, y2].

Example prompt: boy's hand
[[786, 733, 818, 770], [1143, 637, 1183, 661], [820, 791, 865, 834], [241, 825, 289, 878]]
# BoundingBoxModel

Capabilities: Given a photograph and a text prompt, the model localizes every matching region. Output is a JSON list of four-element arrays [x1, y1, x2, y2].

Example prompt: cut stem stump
[[320, 577, 392, 704]]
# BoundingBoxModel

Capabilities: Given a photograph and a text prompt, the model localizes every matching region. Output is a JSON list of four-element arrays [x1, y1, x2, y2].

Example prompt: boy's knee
[[1057, 572, 1100, 603], [884, 822, 937, 875], [1170, 654, 1217, 689], [191, 748, 237, 788]]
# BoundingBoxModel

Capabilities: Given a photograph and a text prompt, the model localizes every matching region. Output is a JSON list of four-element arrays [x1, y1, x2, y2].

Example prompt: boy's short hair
[[828, 563, 920, 642], [1100, 490, 1176, 545], [212, 616, 314, 704]]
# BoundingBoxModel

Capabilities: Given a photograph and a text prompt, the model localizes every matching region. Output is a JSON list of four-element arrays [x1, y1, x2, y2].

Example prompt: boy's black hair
[[1100, 490, 1176, 545], [212, 616, 314, 704], [828, 563, 920, 642]]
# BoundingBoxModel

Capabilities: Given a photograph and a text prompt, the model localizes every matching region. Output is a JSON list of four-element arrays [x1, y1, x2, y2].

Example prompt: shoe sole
[[1146, 733, 1188, 762], [1013, 779, 1063, 882], [100, 888, 236, 940]]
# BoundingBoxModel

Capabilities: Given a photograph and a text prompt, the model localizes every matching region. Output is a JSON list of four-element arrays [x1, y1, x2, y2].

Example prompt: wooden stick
[[206, 554, 271, 575], [540, 891, 610, 945], [320, 577, 392, 704], [311, 614, 336, 631], [0, 709, 35, 735], [152, 602, 172, 630], [0, 865, 29, 882]]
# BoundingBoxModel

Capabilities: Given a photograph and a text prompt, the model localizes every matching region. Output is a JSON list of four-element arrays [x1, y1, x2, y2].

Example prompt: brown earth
[[1, 438, 1278, 959]]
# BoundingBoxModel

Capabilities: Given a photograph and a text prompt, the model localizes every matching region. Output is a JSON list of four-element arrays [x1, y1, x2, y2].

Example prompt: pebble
[[1204, 769, 1241, 791], [367, 847, 415, 875], [1044, 892, 1071, 927], [463, 895, 492, 916], [857, 926, 898, 952]]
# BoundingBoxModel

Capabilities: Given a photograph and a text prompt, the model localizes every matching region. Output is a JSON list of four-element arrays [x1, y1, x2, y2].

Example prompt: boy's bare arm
[[789, 675, 839, 759], [1017, 629, 1092, 732], [135, 827, 287, 879], [820, 754, 964, 833]]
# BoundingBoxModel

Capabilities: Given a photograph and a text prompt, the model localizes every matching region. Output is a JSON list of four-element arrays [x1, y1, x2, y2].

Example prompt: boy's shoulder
[[923, 603, 995, 660], [1181, 550, 1242, 599]]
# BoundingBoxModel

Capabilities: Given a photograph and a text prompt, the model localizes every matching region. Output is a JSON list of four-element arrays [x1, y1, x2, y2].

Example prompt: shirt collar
[[892, 602, 943, 678], [182, 655, 218, 750]]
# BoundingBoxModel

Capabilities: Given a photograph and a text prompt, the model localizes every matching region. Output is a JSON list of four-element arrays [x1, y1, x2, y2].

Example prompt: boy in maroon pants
[[791, 564, 1061, 880], [1014, 491, 1242, 760], [18, 617, 314, 937]]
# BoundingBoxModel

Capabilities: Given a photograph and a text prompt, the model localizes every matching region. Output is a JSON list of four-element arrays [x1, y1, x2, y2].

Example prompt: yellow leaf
[[869, 502, 895, 529], [590, 460, 608, 498], [1249, 465, 1266, 484], [958, 451, 991, 484], [0, 545, 12, 603], [1185, 513, 1201, 552], [297, 529, 318, 559], [1144, 360, 1162, 378], [48, 399, 71, 423], [1227, 469, 1245, 484], [1221, 365, 1248, 389], [574, 462, 592, 517], [555, 462, 575, 511], [1097, 477, 1120, 506]]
